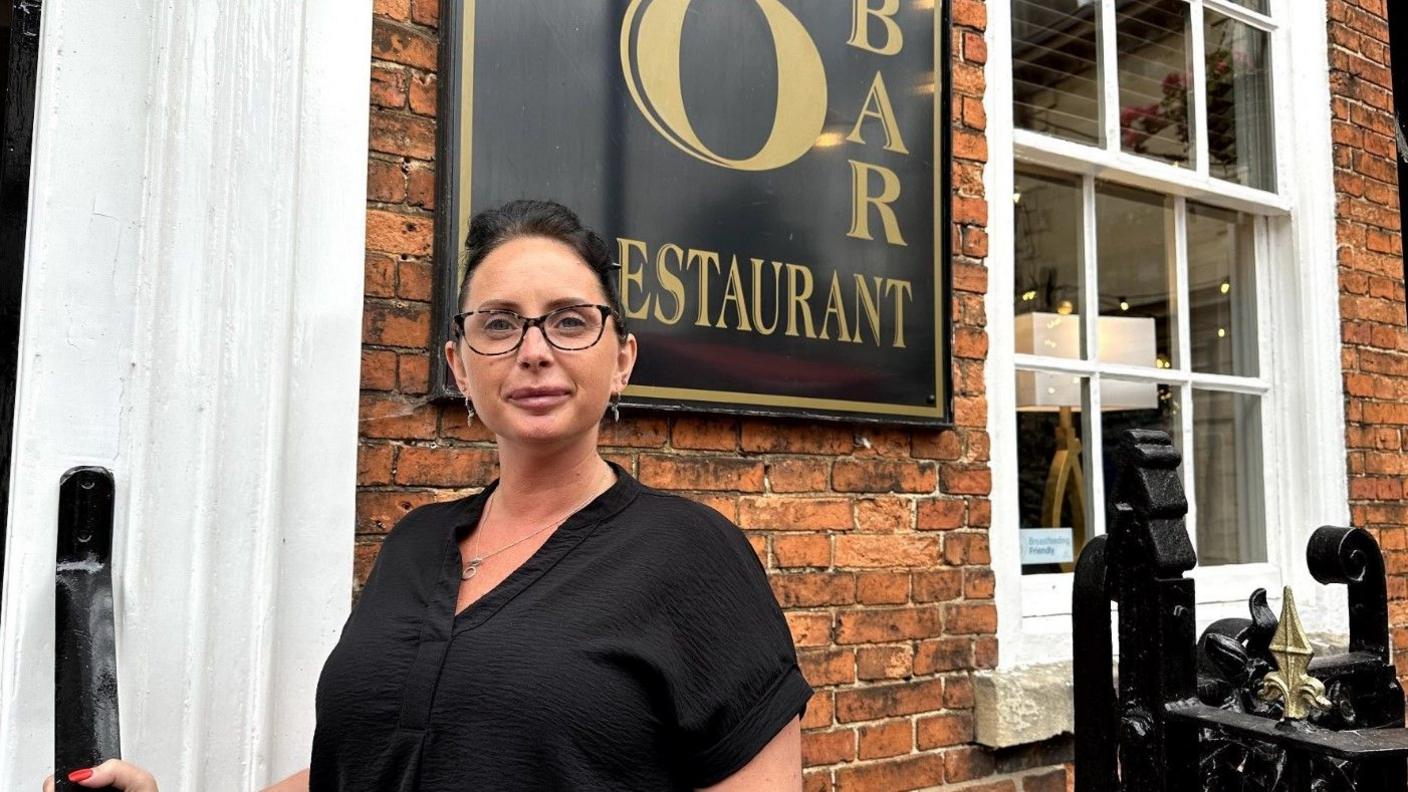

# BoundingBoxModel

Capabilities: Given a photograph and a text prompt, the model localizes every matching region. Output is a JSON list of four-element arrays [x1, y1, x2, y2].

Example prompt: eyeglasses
[[452, 304, 616, 356]]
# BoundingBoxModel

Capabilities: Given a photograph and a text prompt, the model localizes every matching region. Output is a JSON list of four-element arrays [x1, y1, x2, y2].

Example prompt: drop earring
[[609, 393, 621, 423], [464, 395, 476, 426]]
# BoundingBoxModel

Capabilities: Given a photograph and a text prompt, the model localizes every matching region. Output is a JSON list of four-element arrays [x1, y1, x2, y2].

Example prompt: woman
[[48, 200, 811, 791]]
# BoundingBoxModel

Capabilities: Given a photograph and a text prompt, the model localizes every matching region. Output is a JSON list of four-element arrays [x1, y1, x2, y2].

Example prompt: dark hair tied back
[[458, 199, 627, 337]]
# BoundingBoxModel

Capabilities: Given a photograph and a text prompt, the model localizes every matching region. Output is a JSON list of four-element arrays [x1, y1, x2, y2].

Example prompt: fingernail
[[68, 768, 94, 782]]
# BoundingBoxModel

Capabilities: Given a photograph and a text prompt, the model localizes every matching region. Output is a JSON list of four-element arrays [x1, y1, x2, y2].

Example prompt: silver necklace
[[462, 470, 611, 581]]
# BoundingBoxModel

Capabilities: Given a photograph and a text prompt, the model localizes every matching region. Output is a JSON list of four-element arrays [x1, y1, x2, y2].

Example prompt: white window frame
[[987, 0, 1351, 669]]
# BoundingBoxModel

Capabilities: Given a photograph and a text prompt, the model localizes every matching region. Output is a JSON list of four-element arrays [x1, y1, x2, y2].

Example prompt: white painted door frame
[[0, 1, 371, 788]]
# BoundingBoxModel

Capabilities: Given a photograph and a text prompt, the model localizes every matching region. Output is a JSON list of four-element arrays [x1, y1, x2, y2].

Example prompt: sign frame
[[431, 0, 954, 427]]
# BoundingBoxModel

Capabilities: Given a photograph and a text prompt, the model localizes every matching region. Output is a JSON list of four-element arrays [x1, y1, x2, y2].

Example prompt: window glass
[[1193, 389, 1266, 565], [1204, 11, 1276, 190], [1187, 203, 1258, 376], [1016, 372, 1090, 574], [1100, 379, 1180, 495], [1096, 182, 1174, 369], [1117, 0, 1192, 166], [1012, 0, 1101, 145], [1015, 168, 1085, 359]]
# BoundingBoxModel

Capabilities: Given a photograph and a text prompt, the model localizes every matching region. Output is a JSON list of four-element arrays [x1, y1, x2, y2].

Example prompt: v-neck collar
[[438, 462, 640, 633]]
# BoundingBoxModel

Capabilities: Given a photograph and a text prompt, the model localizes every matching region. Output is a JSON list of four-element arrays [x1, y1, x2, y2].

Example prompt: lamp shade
[[1015, 312, 1159, 411]]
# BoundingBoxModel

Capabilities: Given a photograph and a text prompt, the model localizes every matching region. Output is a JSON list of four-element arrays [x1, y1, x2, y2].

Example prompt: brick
[[407, 163, 436, 209], [362, 348, 398, 391], [953, 326, 989, 359], [917, 498, 965, 530], [944, 745, 995, 783], [368, 157, 406, 203], [858, 719, 912, 759], [741, 420, 854, 454], [856, 571, 910, 604], [802, 690, 834, 730], [397, 353, 430, 395], [944, 602, 997, 634], [353, 539, 383, 591], [357, 489, 439, 534], [799, 648, 857, 687], [835, 754, 945, 791], [363, 301, 431, 348], [916, 712, 974, 749], [963, 568, 996, 600], [836, 606, 943, 644], [370, 65, 408, 109], [361, 393, 438, 440], [366, 208, 433, 255], [835, 534, 941, 568], [598, 415, 669, 448], [833, 459, 936, 493], [914, 638, 971, 674], [856, 644, 914, 681], [944, 532, 992, 565], [372, 18, 437, 70], [855, 497, 911, 533], [642, 453, 765, 490], [373, 0, 410, 22], [941, 464, 992, 495], [366, 252, 397, 298], [740, 497, 854, 531], [670, 415, 738, 451], [913, 569, 963, 602], [394, 444, 498, 487], [836, 678, 945, 722], [774, 534, 831, 568], [944, 675, 976, 708], [369, 110, 436, 160], [411, 0, 439, 27], [680, 492, 739, 522], [771, 572, 858, 608], [409, 72, 437, 116], [767, 457, 831, 493], [802, 728, 857, 767], [358, 442, 394, 486], [1023, 769, 1069, 792], [786, 612, 833, 647]]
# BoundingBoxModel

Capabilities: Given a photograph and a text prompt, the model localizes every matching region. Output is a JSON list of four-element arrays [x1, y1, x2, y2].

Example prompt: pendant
[[462, 557, 481, 580]]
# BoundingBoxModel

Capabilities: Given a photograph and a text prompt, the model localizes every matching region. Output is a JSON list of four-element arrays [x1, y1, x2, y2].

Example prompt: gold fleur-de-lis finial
[[1258, 586, 1332, 720]]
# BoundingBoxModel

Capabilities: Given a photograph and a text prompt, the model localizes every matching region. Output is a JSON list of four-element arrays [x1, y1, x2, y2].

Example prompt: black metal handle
[[55, 466, 121, 792]]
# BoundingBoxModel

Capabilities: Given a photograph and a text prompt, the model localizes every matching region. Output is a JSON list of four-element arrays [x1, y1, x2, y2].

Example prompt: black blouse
[[309, 465, 813, 791]]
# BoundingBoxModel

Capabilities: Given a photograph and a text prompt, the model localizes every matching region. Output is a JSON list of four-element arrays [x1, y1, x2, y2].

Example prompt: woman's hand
[[42, 759, 159, 792]]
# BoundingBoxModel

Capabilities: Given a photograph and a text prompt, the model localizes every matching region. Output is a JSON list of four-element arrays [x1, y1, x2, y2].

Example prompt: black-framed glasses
[[452, 304, 616, 356]]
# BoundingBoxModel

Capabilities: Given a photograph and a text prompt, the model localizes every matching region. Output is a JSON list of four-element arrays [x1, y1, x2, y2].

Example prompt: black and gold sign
[[432, 0, 952, 424]]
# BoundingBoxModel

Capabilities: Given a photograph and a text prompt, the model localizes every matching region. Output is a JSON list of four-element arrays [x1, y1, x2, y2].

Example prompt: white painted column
[[0, 0, 371, 788]]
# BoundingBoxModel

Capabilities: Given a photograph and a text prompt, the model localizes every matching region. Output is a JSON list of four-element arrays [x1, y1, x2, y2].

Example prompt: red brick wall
[[360, 0, 1069, 789], [1330, 0, 1408, 672]]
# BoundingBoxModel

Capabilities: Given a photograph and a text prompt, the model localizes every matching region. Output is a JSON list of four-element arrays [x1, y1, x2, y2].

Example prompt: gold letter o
[[621, 0, 828, 172]]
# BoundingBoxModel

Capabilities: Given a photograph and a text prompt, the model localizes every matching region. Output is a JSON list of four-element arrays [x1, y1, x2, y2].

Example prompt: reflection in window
[[1205, 12, 1275, 190], [1194, 390, 1266, 566], [1096, 182, 1174, 368], [1012, 0, 1100, 146], [1016, 372, 1089, 574], [1015, 168, 1084, 359], [1100, 381, 1180, 500], [1187, 203, 1258, 376], [1117, 0, 1192, 166]]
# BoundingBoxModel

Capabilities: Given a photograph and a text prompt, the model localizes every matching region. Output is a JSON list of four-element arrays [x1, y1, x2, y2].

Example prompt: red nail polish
[[68, 768, 94, 782]]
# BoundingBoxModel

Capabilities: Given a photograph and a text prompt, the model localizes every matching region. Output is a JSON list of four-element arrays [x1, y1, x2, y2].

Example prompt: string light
[[1021, 289, 1038, 302], [1119, 297, 1130, 312], [1220, 280, 1231, 295], [1056, 300, 1074, 315], [1218, 328, 1227, 338]]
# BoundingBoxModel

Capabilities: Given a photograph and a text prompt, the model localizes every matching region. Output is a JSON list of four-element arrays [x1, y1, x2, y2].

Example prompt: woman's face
[[444, 235, 636, 450]]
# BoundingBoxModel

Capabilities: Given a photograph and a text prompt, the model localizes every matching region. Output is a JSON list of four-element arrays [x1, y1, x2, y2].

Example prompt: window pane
[[1219, 0, 1268, 17], [1187, 203, 1258, 376], [1100, 380, 1180, 499], [1193, 390, 1266, 565], [1016, 372, 1090, 574], [1205, 12, 1276, 190], [1118, 0, 1192, 166], [1015, 168, 1085, 359], [1096, 183, 1175, 369], [1012, 0, 1101, 146]]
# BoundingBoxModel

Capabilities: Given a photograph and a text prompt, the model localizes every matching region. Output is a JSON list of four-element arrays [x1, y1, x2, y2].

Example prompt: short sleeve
[[660, 504, 814, 788]]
